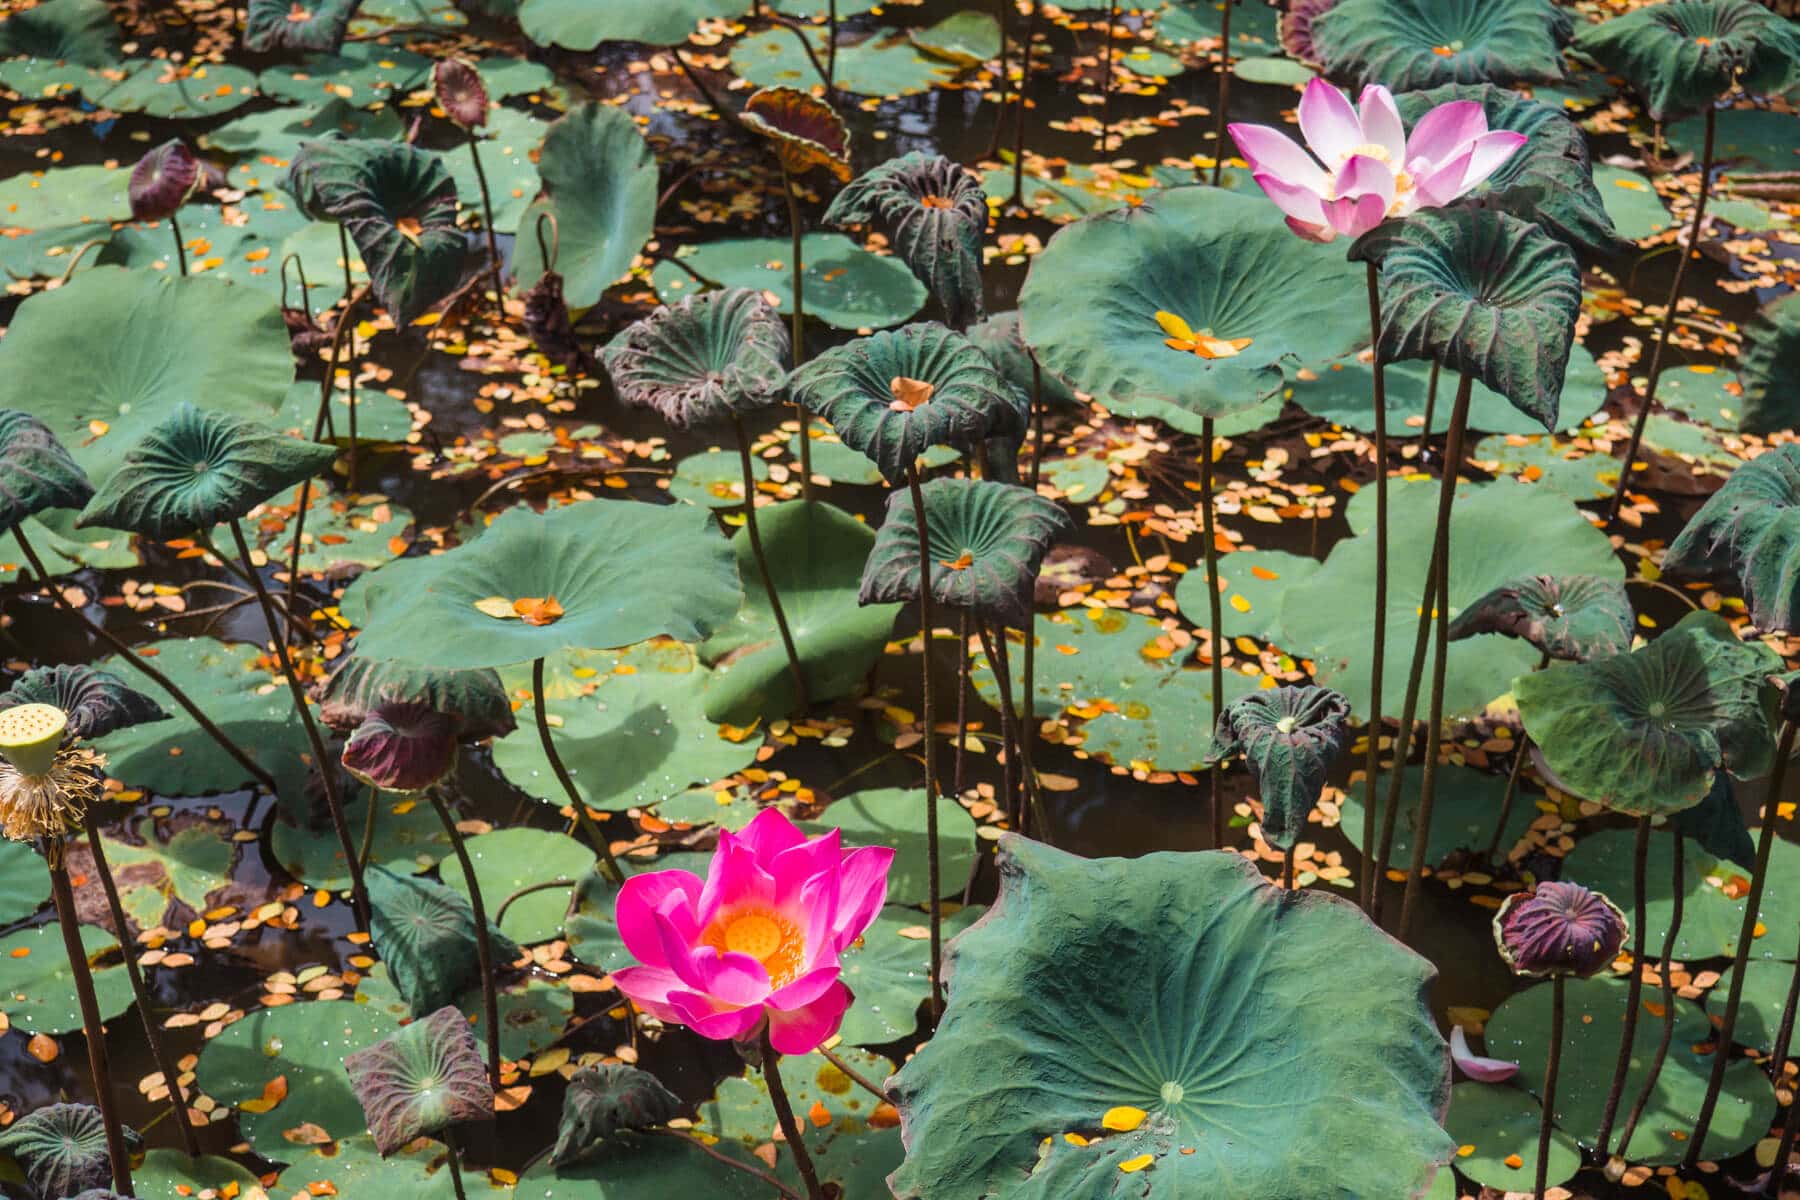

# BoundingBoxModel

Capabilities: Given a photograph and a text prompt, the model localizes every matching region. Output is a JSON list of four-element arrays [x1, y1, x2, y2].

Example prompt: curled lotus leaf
[[342, 702, 460, 792], [244, 0, 362, 53], [1360, 207, 1580, 432], [823, 152, 988, 330], [1019, 187, 1366, 431], [0, 409, 94, 537], [128, 139, 201, 223], [283, 137, 465, 324], [76, 403, 339, 540], [1572, 0, 1800, 121], [551, 1064, 684, 1166], [1514, 610, 1780, 817], [860, 478, 1071, 627], [1446, 574, 1633, 662], [0, 0, 120, 67], [1310, 0, 1571, 90], [791, 322, 1022, 486], [1215, 685, 1352, 851], [740, 86, 852, 182], [885, 836, 1454, 1198], [317, 656, 515, 739], [432, 57, 488, 130], [1664, 443, 1800, 633], [605, 288, 791, 429], [0, 1103, 132, 1198], [344, 1004, 494, 1156], [0, 664, 168, 740], [366, 864, 521, 1017], [1737, 292, 1800, 436]]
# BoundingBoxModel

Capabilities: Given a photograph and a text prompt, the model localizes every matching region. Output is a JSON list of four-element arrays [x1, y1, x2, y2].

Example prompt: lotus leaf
[[1737, 291, 1800, 435], [1175, 547, 1320, 642], [0, 841, 45, 925], [0, 664, 166, 739], [1442, 1081, 1581, 1192], [341, 702, 460, 792], [318, 657, 514, 740], [966, 311, 1081, 409], [0, 1104, 123, 1198], [1019, 186, 1365, 431], [1215, 685, 1352, 851], [1669, 771, 1756, 870], [512, 103, 657, 310], [345, 1004, 493, 1155], [0, 922, 131, 1034], [0, 268, 292, 489], [669, 447, 767, 508], [257, 42, 430, 107], [439, 106, 544, 236], [886, 836, 1454, 1197], [650, 234, 927, 332], [366, 865, 520, 1016], [1289, 344, 1607, 436], [96, 816, 235, 931], [205, 98, 404, 183], [245, 0, 361, 52], [799, 787, 976, 907], [356, 961, 570, 1062], [432, 57, 486, 130], [551, 1065, 683, 1165], [1664, 444, 1800, 632], [823, 152, 988, 329], [0, 0, 119, 71], [1706, 959, 1800, 1052], [1362, 207, 1581, 432], [860, 478, 1069, 627], [271, 788, 449, 890], [1515, 609, 1779, 816], [1446, 574, 1633, 662], [1309, 0, 1570, 90], [128, 139, 200, 223], [699, 499, 899, 724], [0, 410, 93, 541], [1669, 106, 1800, 171], [1336, 763, 1539, 866], [518, 0, 750, 50], [1573, 0, 1800, 121], [196, 999, 393, 1149], [732, 25, 956, 98], [1157, 0, 1279, 50], [436, 826, 592, 943], [741, 86, 852, 182], [82, 59, 258, 118], [606, 289, 790, 429], [272, 383, 413, 449], [1595, 165, 1676, 240]]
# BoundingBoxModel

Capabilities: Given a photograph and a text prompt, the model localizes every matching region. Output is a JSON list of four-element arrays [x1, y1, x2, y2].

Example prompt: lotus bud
[[0, 704, 104, 842], [129, 140, 201, 223], [1493, 880, 1628, 979], [433, 58, 489, 132]]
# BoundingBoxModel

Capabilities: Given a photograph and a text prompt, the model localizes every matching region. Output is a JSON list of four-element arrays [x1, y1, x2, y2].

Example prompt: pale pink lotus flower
[[611, 807, 894, 1054], [1228, 78, 1528, 243]]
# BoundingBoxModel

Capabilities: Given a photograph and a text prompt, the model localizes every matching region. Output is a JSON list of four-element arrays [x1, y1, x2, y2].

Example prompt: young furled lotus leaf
[[1514, 609, 1780, 817], [790, 323, 1022, 485], [344, 1004, 493, 1157], [1019, 187, 1365, 432], [1214, 685, 1352, 851], [342, 702, 460, 792], [1359, 207, 1580, 432], [366, 865, 521, 1017], [1664, 443, 1800, 633], [244, 0, 362, 53], [605, 289, 790, 429], [0, 409, 94, 538], [1572, 0, 1800, 122], [0, 665, 167, 740], [282, 138, 464, 324], [822, 152, 988, 330], [0, 1103, 131, 1198], [519, 0, 751, 51], [1446, 574, 1633, 662], [432, 57, 488, 130], [550, 1064, 683, 1166], [351, 500, 740, 670], [860, 478, 1070, 629], [740, 86, 852, 183], [128, 139, 201, 223], [317, 656, 515, 740], [1391, 84, 1622, 261], [885, 837, 1454, 1198], [1309, 0, 1571, 90], [1736, 292, 1800, 436], [75, 403, 339, 541]]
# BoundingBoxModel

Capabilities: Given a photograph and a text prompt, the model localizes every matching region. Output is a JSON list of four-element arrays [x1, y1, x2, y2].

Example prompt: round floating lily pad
[[650, 785, 762, 831], [669, 448, 766, 508], [1154, 0, 1278, 49], [259, 1134, 471, 1200], [799, 787, 976, 907], [1337, 763, 1537, 867], [564, 856, 661, 975], [0, 510, 137, 585], [517, 1134, 771, 1198], [270, 789, 450, 891], [788, 432, 959, 485], [1291, 345, 1606, 436], [1707, 959, 1800, 1052], [99, 198, 311, 289], [1175, 548, 1320, 644], [1038, 452, 1110, 503], [1232, 54, 1313, 85], [82, 59, 257, 118], [131, 1150, 267, 1200], [355, 961, 572, 1060], [0, 0, 122, 96], [274, 382, 414, 450], [238, 487, 414, 575], [1442, 1081, 1580, 1192], [910, 11, 1000, 66], [1669, 108, 1800, 173], [836, 904, 982, 1045], [257, 43, 431, 107], [1653, 364, 1739, 427], [196, 999, 392, 1150], [446, 106, 546, 235], [99, 815, 235, 930], [436, 826, 592, 944], [1594, 165, 1674, 240], [1471, 431, 1619, 501], [519, 0, 750, 50], [0, 923, 130, 1034], [651, 233, 927, 332], [732, 25, 954, 96], [0, 840, 46, 925]]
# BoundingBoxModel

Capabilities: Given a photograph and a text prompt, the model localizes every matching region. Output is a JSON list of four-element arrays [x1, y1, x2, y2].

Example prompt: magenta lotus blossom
[[1228, 78, 1527, 243], [611, 808, 894, 1054]]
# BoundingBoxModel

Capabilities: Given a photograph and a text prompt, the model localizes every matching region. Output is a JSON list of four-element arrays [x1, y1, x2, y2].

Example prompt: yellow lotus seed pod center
[[0, 704, 68, 777]]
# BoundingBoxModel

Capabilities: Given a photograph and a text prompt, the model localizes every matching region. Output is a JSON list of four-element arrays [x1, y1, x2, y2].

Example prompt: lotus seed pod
[[0, 703, 68, 777], [1493, 880, 1628, 979]]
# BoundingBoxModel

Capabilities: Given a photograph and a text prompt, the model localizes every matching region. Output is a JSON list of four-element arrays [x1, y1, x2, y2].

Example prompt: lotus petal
[[1215, 685, 1352, 851], [740, 86, 852, 182], [244, 0, 361, 53], [0, 664, 168, 740], [1310, 0, 1571, 90], [317, 656, 515, 741], [366, 865, 521, 1017], [344, 1004, 493, 1156], [823, 152, 988, 330], [550, 1064, 683, 1165], [606, 288, 790, 429], [1573, 0, 1800, 122], [128, 139, 201, 222], [0, 409, 93, 538], [1447, 574, 1633, 662], [1449, 1025, 1519, 1083]]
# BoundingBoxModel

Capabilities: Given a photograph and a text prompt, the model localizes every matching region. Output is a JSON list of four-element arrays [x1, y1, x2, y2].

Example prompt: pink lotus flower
[[611, 808, 894, 1054], [1228, 78, 1528, 243]]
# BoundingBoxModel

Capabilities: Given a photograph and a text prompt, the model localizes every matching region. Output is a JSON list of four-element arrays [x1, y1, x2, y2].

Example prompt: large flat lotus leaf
[[261, 1134, 479, 1200], [351, 0, 471, 34], [1216, 686, 1351, 851], [0, 163, 128, 277], [517, 1134, 774, 1199], [824, 153, 988, 330], [700, 499, 900, 725], [130, 1150, 267, 1200], [491, 641, 758, 811], [1595, 165, 1675, 241], [1515, 609, 1780, 816], [0, 267, 292, 489], [97, 195, 310, 290], [0, 840, 45, 925], [1573, 0, 1800, 122], [196, 1000, 393, 1148], [446, 106, 545, 235], [241, 488, 414, 578], [1665, 443, 1800, 632], [0, 923, 131, 1035], [563, 857, 659, 975], [836, 905, 982, 1045], [0, 1103, 118, 1198], [356, 962, 572, 1060], [1275, 479, 1622, 718], [552, 1064, 683, 1165], [1446, 573, 1633, 662], [1310, 0, 1569, 90], [352, 500, 740, 669], [78, 403, 338, 539], [1669, 107, 1800, 172], [0, 409, 93, 537], [1707, 959, 1800, 1052], [436, 827, 592, 944], [732, 25, 955, 97], [1175, 548, 1320, 643], [345, 1004, 492, 1155], [0, 0, 119, 69], [270, 789, 450, 891], [511, 103, 657, 310], [1738, 292, 1800, 436], [1366, 208, 1581, 432], [1669, 772, 1756, 871], [519, 0, 749, 49], [607, 288, 790, 429], [205, 98, 404, 185], [273, 379, 412, 449], [799, 787, 976, 908], [670, 447, 768, 508], [1485, 975, 1774, 1164], [1336, 764, 1539, 869], [1020, 186, 1365, 431], [1442, 1081, 1581, 1192], [81, 59, 258, 118], [1470, 430, 1621, 501], [786, 432, 961, 486], [92, 638, 314, 800], [887, 837, 1454, 1198], [649, 234, 927, 332], [283, 138, 464, 325], [245, 0, 360, 52], [367, 866, 521, 1017], [1155, 0, 1279, 49], [99, 816, 235, 930], [1288, 344, 1607, 436], [257, 43, 432, 107]]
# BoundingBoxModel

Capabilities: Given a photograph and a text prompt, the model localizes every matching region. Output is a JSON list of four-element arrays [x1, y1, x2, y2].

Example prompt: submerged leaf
[[606, 289, 790, 429], [0, 409, 94, 538], [823, 152, 987, 330], [740, 86, 852, 182], [366, 866, 521, 1017], [1573, 0, 1800, 121], [1446, 574, 1633, 662], [1665, 443, 1800, 633], [1215, 685, 1352, 851], [344, 1005, 493, 1156], [0, 664, 168, 740], [551, 1064, 683, 1165]]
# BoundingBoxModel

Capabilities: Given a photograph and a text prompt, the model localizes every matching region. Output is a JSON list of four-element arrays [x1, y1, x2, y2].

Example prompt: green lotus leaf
[[835, 904, 982, 1045], [1446, 574, 1633, 662], [273, 787, 449, 890], [910, 10, 1001, 66], [436, 827, 592, 944], [356, 961, 570, 1062], [0, 841, 46, 926], [0, 664, 167, 740], [444, 106, 545, 235], [1669, 106, 1799, 172], [95, 815, 235, 931], [0, 1103, 129, 1198], [732, 24, 957, 97], [1594, 164, 1676, 240], [0, 409, 94, 539], [81, 58, 258, 119], [352, 500, 740, 669], [1310, 0, 1570, 90], [1572, 0, 1800, 121], [257, 42, 431, 108], [823, 152, 989, 330], [1665, 444, 1800, 632], [0, 268, 292, 489], [1215, 685, 1352, 851], [247, 1134, 475, 1200], [205, 97, 404, 184], [316, 656, 514, 741], [1441, 1082, 1581, 1192], [196, 999, 393, 1150], [283, 138, 463, 324], [1156, 0, 1279, 50], [650, 233, 928, 332], [1737, 291, 1800, 435], [1391, 83, 1622, 259], [669, 447, 767, 508], [345, 1003, 493, 1155], [127, 1151, 271, 1200], [799, 787, 977, 907], [1336, 763, 1540, 867], [860, 477, 1070, 627], [1515, 609, 1779, 816], [699, 499, 900, 725], [886, 836, 1454, 1198], [519, 0, 750, 50], [1362, 208, 1581, 432], [966, 311, 1081, 409], [0, 922, 131, 1034], [606, 289, 790, 429], [0, 0, 119, 69], [1019, 186, 1365, 431], [1668, 771, 1756, 871], [245, 0, 361, 52], [1706, 957, 1800, 1053], [512, 103, 658, 310], [1172, 548, 1315, 643], [551, 1064, 683, 1165], [366, 865, 521, 1017], [791, 323, 1022, 486]]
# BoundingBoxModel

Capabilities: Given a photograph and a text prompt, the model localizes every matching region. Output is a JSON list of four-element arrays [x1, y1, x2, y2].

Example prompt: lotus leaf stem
[[464, 132, 507, 331], [1764, 957, 1800, 1196], [907, 464, 944, 1022], [1369, 531, 1444, 926], [778, 166, 817, 503], [1595, 814, 1652, 1153], [1617, 833, 1685, 1161], [653, 1129, 803, 1200], [531, 656, 626, 885], [195, 532, 320, 647], [818, 1044, 888, 1103], [1098, 0, 1117, 155], [987, 622, 1047, 840], [1486, 652, 1549, 865], [358, 782, 378, 870], [1028, 356, 1045, 488], [986, 0, 1009, 158], [1419, 362, 1440, 451], [1360, 259, 1390, 912], [445, 1125, 470, 1200], [1535, 975, 1566, 1199], [732, 416, 809, 713], [289, 282, 370, 625], [1282, 845, 1297, 892], [827, 0, 838, 86], [1209, 0, 1233, 187], [1009, 0, 1040, 210], [169, 211, 189, 277], [953, 614, 970, 801], [1200, 417, 1225, 849], [336, 224, 361, 487], [766, 15, 834, 94], [673, 49, 737, 130], [761, 1027, 827, 1200], [1624, 576, 1702, 611], [1772, 922, 1800, 1078], [494, 877, 578, 927], [428, 786, 502, 1088]]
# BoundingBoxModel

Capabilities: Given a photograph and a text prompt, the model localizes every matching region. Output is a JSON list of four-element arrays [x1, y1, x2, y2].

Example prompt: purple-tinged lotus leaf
[[316, 656, 515, 741], [1215, 685, 1352, 851], [1447, 574, 1633, 663], [1494, 880, 1628, 978], [433, 57, 488, 131], [344, 1004, 493, 1156], [0, 664, 167, 740], [740, 86, 852, 182], [129, 139, 201, 222], [605, 288, 791, 429], [342, 701, 461, 792]]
